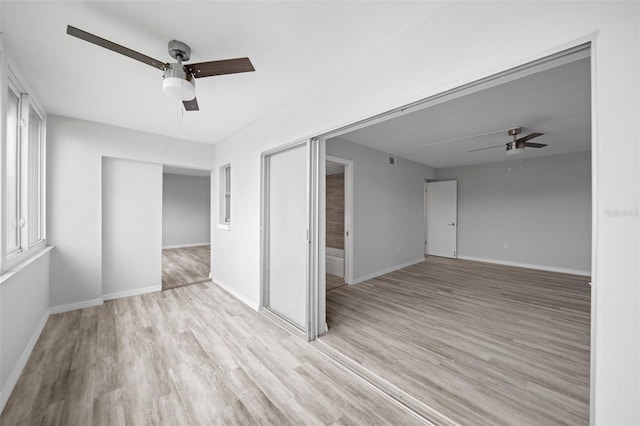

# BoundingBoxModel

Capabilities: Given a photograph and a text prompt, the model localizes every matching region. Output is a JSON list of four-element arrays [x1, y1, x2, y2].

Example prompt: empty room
[[0, 2, 638, 425], [319, 51, 592, 425]]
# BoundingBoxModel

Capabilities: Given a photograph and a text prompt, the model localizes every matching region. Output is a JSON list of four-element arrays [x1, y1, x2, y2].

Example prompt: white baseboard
[[0, 308, 49, 414], [352, 258, 425, 285], [456, 255, 591, 277], [49, 297, 104, 315], [103, 285, 162, 301], [211, 276, 260, 311], [326, 256, 345, 278], [162, 242, 210, 249]]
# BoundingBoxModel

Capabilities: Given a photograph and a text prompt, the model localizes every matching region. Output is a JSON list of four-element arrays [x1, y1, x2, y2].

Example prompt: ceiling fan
[[66, 25, 255, 111], [468, 127, 546, 155]]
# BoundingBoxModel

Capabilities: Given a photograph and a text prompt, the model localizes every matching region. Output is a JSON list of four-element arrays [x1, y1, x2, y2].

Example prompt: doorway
[[261, 141, 314, 336], [311, 42, 593, 424], [161, 166, 212, 290], [425, 180, 458, 258], [325, 156, 354, 291]]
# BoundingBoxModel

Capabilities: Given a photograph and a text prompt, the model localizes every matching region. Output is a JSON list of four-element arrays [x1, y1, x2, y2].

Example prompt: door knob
[[448, 223, 455, 226]]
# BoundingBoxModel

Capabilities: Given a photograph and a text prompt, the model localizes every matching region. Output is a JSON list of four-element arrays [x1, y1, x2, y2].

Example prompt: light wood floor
[[326, 274, 346, 292], [321, 256, 591, 425], [1, 281, 423, 425], [162, 245, 210, 291]]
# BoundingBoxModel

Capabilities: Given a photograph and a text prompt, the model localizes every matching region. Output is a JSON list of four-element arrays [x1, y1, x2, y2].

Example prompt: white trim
[[49, 297, 104, 314], [219, 163, 231, 226], [216, 223, 230, 231], [162, 242, 210, 249], [325, 155, 354, 284], [326, 249, 345, 278], [212, 276, 260, 311], [0, 308, 49, 414], [1, 64, 47, 274], [259, 139, 315, 339], [351, 258, 425, 285], [102, 285, 161, 301], [588, 34, 599, 426], [326, 247, 344, 258], [0, 246, 53, 285], [457, 255, 591, 277]]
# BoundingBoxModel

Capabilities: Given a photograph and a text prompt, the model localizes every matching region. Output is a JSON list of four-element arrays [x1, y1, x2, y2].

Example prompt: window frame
[[218, 163, 231, 230], [2, 66, 47, 273]]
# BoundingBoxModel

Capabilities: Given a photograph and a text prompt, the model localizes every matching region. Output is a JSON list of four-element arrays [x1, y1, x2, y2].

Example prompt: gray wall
[[327, 137, 437, 281], [162, 174, 211, 248], [437, 151, 591, 274]]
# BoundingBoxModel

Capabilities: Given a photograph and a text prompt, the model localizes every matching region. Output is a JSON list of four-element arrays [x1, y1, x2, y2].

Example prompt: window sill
[[217, 223, 231, 231], [0, 245, 54, 285]]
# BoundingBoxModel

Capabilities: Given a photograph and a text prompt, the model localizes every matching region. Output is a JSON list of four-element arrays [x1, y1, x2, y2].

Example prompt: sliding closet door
[[263, 142, 309, 330]]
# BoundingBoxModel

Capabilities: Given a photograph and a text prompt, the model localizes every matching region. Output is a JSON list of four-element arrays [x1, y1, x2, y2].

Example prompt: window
[[3, 71, 46, 271], [218, 164, 231, 229]]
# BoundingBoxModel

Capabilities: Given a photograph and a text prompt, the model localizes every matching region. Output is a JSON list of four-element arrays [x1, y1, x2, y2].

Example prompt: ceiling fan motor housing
[[506, 141, 525, 155], [163, 63, 195, 100]]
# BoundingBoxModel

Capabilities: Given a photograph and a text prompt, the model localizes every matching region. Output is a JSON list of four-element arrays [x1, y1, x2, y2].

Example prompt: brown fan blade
[[187, 58, 255, 78], [524, 142, 547, 148], [67, 25, 167, 71], [468, 144, 505, 153], [516, 132, 544, 143], [183, 98, 199, 111]]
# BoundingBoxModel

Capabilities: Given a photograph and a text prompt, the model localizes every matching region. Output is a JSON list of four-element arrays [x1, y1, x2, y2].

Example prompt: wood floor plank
[[321, 256, 591, 425], [162, 245, 210, 290], [327, 273, 346, 291], [1, 281, 422, 425]]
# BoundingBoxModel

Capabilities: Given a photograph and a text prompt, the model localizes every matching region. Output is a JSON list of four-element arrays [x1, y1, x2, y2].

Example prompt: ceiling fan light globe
[[163, 76, 196, 101], [506, 146, 524, 155]]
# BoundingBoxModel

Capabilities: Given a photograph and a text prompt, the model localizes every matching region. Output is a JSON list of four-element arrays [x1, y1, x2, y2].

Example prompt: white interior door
[[425, 180, 457, 258], [265, 143, 309, 330]]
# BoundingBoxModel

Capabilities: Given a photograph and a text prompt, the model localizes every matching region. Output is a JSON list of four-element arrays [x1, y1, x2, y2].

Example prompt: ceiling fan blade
[[516, 132, 544, 143], [524, 142, 547, 148], [187, 57, 255, 78], [468, 144, 505, 153], [67, 25, 167, 71], [183, 98, 199, 111]]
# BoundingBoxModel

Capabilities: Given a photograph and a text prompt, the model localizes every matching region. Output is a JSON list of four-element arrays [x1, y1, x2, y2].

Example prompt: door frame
[[325, 155, 354, 285], [260, 139, 320, 341], [309, 44, 596, 411], [425, 180, 458, 259]]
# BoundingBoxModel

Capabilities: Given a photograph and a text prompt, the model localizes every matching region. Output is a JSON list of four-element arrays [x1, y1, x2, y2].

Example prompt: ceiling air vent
[[388, 156, 399, 166]]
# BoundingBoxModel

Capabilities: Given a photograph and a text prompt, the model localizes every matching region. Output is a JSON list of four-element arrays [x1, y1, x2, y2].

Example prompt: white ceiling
[[1, 1, 447, 144], [337, 57, 591, 169]]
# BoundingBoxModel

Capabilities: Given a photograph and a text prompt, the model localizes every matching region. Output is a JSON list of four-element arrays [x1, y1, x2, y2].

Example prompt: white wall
[[437, 151, 591, 274], [327, 137, 436, 281], [162, 174, 211, 248], [210, 3, 639, 423], [47, 115, 215, 309], [0, 16, 52, 416], [102, 158, 162, 299], [0, 250, 50, 413]]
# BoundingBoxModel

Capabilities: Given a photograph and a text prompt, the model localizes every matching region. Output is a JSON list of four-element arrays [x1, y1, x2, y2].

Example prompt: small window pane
[[28, 106, 43, 245], [6, 87, 21, 254], [221, 165, 231, 224], [224, 194, 231, 223]]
